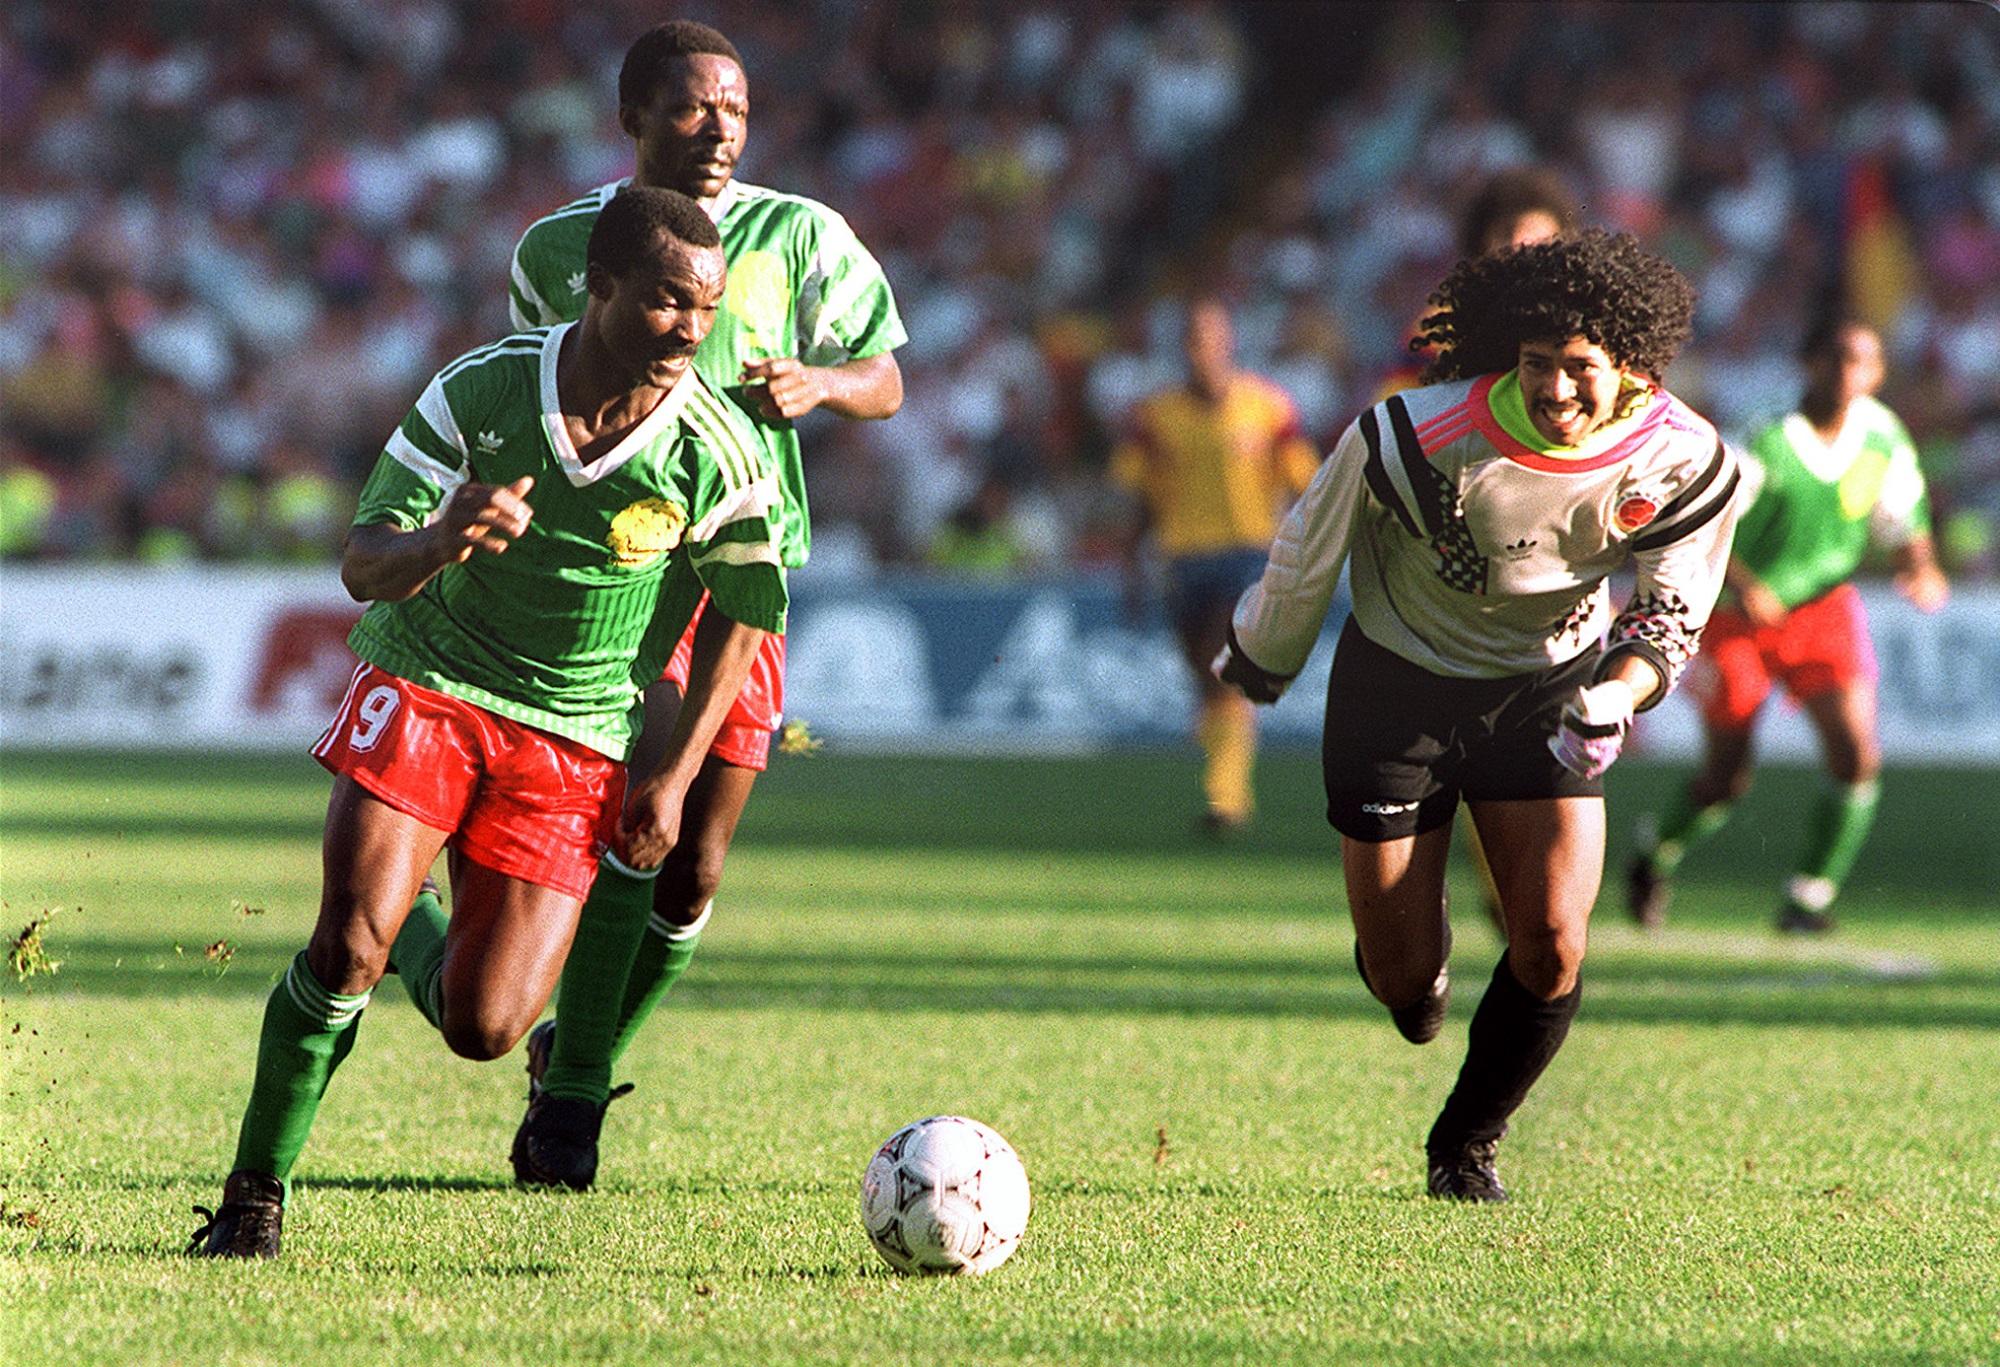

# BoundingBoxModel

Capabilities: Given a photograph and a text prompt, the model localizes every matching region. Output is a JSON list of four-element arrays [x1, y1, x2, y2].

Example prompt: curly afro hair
[[1415, 229, 1695, 384]]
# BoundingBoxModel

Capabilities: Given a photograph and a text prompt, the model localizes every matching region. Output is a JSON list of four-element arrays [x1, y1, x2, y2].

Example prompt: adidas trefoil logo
[[476, 430, 504, 454], [1500, 535, 1538, 558], [567, 270, 587, 295]]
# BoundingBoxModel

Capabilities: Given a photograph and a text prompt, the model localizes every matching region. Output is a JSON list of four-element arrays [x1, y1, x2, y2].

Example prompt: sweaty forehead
[[667, 52, 748, 102], [650, 237, 726, 295]]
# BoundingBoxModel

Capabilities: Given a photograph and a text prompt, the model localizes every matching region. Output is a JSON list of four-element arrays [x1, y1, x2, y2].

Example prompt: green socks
[[1789, 780, 1879, 912], [541, 853, 657, 1104], [388, 882, 449, 1031], [609, 901, 710, 1066], [1640, 789, 1734, 876], [230, 951, 370, 1194]]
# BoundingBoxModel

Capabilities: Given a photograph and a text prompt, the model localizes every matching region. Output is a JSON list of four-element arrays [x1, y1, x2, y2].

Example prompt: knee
[[1827, 742, 1879, 786], [1690, 766, 1751, 808], [1506, 926, 1586, 1000], [305, 922, 392, 997], [655, 839, 727, 924], [439, 1010, 527, 1063]]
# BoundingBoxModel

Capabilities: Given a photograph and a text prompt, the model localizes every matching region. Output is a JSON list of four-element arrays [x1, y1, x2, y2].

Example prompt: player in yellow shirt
[[1114, 297, 1320, 831]]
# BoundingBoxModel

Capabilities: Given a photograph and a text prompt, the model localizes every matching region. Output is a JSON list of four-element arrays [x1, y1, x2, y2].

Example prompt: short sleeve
[[795, 207, 907, 367]]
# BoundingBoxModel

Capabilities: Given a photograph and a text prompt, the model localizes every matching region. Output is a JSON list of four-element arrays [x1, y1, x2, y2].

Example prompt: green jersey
[[1734, 395, 1931, 609], [509, 178, 907, 570], [348, 324, 787, 759]]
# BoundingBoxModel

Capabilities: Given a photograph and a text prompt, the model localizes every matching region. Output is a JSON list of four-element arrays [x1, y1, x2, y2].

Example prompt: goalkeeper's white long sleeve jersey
[[1230, 372, 1742, 704]]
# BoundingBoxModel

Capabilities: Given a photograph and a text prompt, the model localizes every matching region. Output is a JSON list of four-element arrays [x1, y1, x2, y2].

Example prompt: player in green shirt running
[[503, 20, 906, 1191], [189, 188, 787, 1258], [1627, 316, 1948, 934]]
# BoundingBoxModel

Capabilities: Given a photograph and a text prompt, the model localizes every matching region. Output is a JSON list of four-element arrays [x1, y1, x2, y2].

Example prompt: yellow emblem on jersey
[[1837, 448, 1891, 521], [723, 249, 790, 348], [606, 498, 687, 568]]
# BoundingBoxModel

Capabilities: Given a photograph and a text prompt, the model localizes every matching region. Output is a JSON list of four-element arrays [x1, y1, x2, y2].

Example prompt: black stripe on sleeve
[[1360, 408, 1422, 539], [1383, 395, 1439, 537], [1629, 440, 1727, 548], [1631, 468, 1741, 552]]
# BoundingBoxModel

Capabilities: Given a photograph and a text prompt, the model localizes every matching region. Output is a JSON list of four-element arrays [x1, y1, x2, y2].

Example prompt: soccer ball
[[859, 1115, 1030, 1276]]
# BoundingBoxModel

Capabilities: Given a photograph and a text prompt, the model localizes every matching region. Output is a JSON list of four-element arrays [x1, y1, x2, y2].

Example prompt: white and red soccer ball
[[859, 1115, 1030, 1276]]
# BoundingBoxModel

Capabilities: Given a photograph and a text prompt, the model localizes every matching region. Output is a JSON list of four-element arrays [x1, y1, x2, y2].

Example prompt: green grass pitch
[[2, 748, 1996, 1365]]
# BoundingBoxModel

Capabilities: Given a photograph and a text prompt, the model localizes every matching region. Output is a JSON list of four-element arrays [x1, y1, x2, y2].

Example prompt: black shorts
[[1321, 618, 1602, 842]]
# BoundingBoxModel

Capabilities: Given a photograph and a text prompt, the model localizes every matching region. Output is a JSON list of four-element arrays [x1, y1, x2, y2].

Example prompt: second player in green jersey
[[502, 20, 907, 1192]]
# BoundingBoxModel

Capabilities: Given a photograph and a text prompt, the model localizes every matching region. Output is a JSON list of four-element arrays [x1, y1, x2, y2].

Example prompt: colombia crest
[[606, 498, 687, 568], [1613, 493, 1660, 534]]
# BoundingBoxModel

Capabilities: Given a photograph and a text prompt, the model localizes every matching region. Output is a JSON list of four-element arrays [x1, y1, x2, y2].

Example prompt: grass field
[[2, 748, 1996, 1366]]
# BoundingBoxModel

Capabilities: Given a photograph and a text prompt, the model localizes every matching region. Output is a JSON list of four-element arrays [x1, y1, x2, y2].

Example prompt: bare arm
[[618, 607, 767, 868], [740, 352, 903, 423], [340, 476, 535, 602], [1723, 554, 1785, 628], [1892, 533, 1949, 613]]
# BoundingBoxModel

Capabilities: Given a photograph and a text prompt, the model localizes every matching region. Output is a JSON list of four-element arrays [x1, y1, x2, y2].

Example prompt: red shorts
[[1692, 582, 1878, 730], [312, 663, 625, 900], [662, 592, 786, 771]]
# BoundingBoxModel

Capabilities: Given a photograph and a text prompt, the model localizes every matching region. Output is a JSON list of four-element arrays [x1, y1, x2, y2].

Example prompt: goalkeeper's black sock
[[1427, 955, 1580, 1154]]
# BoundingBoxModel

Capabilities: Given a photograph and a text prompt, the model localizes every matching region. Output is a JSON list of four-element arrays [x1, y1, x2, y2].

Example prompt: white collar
[[1782, 404, 1868, 482], [538, 323, 695, 487], [704, 178, 742, 224]]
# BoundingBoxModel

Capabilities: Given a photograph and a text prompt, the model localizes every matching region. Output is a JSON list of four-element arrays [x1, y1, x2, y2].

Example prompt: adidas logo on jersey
[[1501, 536, 1539, 557], [476, 431, 504, 454], [567, 270, 587, 295]]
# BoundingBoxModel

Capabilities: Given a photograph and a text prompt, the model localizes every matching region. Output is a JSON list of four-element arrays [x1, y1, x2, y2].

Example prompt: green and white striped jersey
[[509, 178, 907, 570], [1234, 371, 1742, 700], [347, 324, 786, 760], [1734, 395, 1930, 610]]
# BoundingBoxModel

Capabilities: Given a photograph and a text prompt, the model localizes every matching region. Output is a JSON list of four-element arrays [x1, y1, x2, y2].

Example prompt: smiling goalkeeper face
[[1517, 337, 1635, 446]]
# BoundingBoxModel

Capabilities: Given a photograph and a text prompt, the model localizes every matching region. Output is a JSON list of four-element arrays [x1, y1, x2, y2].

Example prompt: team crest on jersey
[[606, 498, 688, 568], [724, 249, 791, 347], [1612, 491, 1661, 534]]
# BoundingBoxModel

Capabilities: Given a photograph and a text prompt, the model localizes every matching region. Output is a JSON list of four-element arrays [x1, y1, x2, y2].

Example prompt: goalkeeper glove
[[1211, 627, 1292, 704], [1548, 678, 1635, 779]]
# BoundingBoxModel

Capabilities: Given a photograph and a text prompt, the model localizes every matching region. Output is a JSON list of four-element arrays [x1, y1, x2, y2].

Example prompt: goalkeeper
[[1213, 231, 1742, 1201]]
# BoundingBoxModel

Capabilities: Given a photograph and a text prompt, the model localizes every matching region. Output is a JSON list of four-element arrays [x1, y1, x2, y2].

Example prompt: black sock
[[1427, 954, 1581, 1154]]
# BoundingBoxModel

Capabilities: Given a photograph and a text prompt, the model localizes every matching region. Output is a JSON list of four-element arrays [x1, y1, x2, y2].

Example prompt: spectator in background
[[2, 2, 1996, 580], [1112, 295, 1319, 833]]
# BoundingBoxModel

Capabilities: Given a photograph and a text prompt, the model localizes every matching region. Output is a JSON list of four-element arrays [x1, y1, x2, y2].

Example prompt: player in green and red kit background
[[504, 21, 905, 1189], [1628, 316, 1948, 934], [190, 189, 786, 1257]]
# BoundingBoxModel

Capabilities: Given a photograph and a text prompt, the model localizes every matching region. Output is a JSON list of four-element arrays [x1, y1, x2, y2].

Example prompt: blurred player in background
[[504, 20, 905, 1190], [1373, 167, 1581, 401], [1627, 316, 1948, 934], [190, 190, 786, 1257], [1215, 232, 1740, 1201], [1113, 296, 1320, 833]]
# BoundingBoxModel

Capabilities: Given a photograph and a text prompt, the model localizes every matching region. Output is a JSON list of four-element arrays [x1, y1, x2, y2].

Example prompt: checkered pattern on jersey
[[1613, 588, 1698, 683], [1362, 397, 1490, 595]]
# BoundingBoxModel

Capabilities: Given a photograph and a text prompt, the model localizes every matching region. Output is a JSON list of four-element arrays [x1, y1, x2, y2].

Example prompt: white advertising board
[[2, 565, 1995, 763]]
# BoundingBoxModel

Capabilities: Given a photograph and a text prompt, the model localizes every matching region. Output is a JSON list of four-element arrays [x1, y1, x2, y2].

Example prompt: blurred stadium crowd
[[3, 0, 1997, 575]]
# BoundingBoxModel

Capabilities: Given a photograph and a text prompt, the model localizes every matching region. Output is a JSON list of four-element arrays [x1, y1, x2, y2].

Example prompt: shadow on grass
[[28, 935, 2000, 1031], [297, 1174, 519, 1195]]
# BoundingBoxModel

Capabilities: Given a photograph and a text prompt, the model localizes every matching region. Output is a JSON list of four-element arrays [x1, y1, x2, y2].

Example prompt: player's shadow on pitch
[[299, 1174, 519, 1195], [684, 946, 2000, 1031]]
